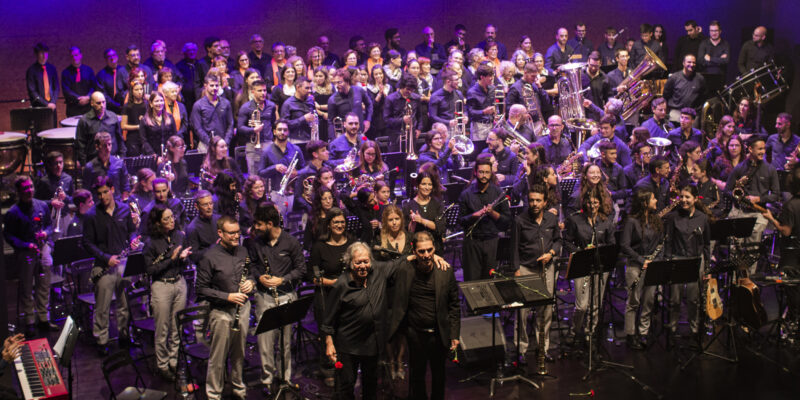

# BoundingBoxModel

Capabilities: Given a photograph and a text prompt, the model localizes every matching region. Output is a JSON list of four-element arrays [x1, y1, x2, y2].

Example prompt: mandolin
[[705, 278, 723, 320]]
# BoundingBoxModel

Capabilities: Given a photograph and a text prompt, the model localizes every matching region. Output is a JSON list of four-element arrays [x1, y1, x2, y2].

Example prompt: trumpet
[[52, 183, 64, 234], [332, 116, 344, 138], [452, 100, 474, 155], [249, 108, 262, 149]]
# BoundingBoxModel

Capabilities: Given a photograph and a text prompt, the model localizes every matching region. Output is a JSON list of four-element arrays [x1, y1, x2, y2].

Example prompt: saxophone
[[732, 161, 763, 212], [231, 257, 251, 332]]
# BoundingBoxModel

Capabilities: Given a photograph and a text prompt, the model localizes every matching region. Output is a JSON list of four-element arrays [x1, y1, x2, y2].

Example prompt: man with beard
[[281, 76, 316, 144], [258, 119, 305, 193], [511, 185, 560, 363], [237, 79, 277, 175], [664, 54, 706, 123], [115, 45, 155, 95], [327, 68, 373, 138], [76, 92, 126, 166], [245, 204, 306, 395], [61, 46, 96, 117], [384, 74, 423, 152], [458, 154, 511, 281], [544, 28, 574, 72], [388, 232, 460, 400], [640, 97, 675, 139]]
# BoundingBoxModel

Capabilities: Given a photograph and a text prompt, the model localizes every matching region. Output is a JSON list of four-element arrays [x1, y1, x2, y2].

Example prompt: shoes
[[544, 353, 555, 363], [158, 369, 176, 382], [118, 333, 131, 348], [37, 320, 60, 332], [97, 344, 110, 357], [626, 335, 643, 350]]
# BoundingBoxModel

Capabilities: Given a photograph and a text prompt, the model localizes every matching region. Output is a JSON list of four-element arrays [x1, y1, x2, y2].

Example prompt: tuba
[[452, 99, 474, 154], [248, 108, 262, 149], [617, 46, 667, 120], [404, 100, 418, 160], [522, 83, 548, 136], [557, 62, 596, 133]]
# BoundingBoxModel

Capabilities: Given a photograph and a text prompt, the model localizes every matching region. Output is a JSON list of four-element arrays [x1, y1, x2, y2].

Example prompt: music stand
[[643, 257, 701, 351], [255, 294, 313, 400], [53, 235, 90, 266], [53, 316, 79, 400], [123, 155, 157, 176], [121, 252, 146, 281]]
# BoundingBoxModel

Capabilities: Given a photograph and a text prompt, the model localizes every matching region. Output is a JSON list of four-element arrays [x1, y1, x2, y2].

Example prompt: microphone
[[450, 175, 470, 184]]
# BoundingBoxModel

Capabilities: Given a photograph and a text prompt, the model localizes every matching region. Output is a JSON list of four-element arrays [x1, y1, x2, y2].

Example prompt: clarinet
[[262, 254, 280, 304], [231, 257, 251, 332], [631, 234, 666, 290]]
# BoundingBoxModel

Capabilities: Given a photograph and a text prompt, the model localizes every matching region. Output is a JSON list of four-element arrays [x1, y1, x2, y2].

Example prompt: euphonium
[[248, 108, 262, 149], [302, 176, 315, 202], [502, 124, 531, 148], [522, 83, 548, 136], [617, 46, 667, 120], [452, 99, 474, 155], [335, 146, 359, 173], [332, 117, 345, 137]]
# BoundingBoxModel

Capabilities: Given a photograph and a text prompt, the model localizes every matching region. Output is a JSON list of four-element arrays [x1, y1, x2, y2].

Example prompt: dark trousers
[[406, 328, 447, 400], [784, 266, 800, 322], [462, 237, 498, 281], [334, 352, 378, 400]]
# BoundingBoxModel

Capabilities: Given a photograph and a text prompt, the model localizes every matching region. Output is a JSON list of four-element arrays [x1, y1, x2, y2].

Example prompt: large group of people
[[8, 19, 798, 400]]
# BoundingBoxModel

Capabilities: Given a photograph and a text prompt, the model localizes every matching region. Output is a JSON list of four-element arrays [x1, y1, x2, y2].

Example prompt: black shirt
[[634, 175, 672, 212], [76, 109, 125, 165], [663, 71, 706, 110], [664, 208, 711, 265], [698, 38, 730, 75], [141, 116, 177, 156], [326, 85, 373, 138], [408, 268, 437, 331], [563, 212, 616, 254], [511, 209, 561, 271], [244, 230, 306, 293], [143, 230, 187, 280], [196, 244, 256, 312], [466, 83, 496, 124], [184, 214, 220, 264], [725, 159, 780, 206], [82, 201, 138, 267], [620, 217, 664, 267], [237, 99, 277, 145], [457, 182, 511, 240], [402, 197, 446, 252], [428, 87, 465, 126], [384, 91, 424, 135], [281, 95, 314, 142], [4, 199, 52, 250]]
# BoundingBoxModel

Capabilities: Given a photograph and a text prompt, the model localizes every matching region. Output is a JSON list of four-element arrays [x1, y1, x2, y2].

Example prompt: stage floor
[[3, 273, 800, 399]]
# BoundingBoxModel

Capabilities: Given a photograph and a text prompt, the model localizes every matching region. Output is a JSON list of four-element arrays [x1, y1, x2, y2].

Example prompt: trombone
[[492, 88, 506, 128], [404, 101, 418, 160], [452, 100, 474, 155]]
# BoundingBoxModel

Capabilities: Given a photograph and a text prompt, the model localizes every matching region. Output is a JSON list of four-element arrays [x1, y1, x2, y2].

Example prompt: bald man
[[737, 26, 774, 74], [76, 91, 125, 166], [544, 28, 574, 71]]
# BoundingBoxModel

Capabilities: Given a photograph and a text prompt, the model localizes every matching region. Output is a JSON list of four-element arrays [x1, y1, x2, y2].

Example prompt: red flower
[[362, 136, 368, 141], [372, 204, 380, 211], [698, 196, 704, 200], [33, 217, 41, 222], [489, 269, 496, 276], [334, 361, 343, 369], [590, 389, 595, 397]]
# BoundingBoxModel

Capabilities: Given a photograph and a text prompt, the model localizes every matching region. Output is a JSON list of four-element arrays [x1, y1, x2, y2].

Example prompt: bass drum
[[719, 62, 789, 111], [38, 127, 77, 171], [0, 132, 28, 176]]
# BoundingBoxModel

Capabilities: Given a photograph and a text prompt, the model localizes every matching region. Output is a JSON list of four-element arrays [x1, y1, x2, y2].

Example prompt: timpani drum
[[60, 116, 81, 127], [0, 132, 28, 175], [38, 127, 77, 171]]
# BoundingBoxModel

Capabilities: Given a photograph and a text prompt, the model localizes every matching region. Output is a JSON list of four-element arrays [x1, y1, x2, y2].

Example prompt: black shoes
[[626, 335, 644, 350]]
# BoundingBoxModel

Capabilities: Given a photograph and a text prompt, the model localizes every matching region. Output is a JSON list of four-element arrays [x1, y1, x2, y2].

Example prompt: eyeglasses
[[222, 229, 241, 235]]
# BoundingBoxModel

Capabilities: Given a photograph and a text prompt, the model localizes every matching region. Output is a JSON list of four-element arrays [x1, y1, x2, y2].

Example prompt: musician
[[195, 37, 221, 96], [760, 163, 800, 328], [201, 136, 243, 189], [536, 115, 573, 166], [60, 46, 96, 117], [733, 97, 767, 137], [175, 42, 199, 114], [579, 115, 633, 166], [663, 54, 706, 122], [119, 78, 147, 156], [667, 108, 703, 159], [25, 43, 58, 112], [513, 149, 551, 202], [402, 171, 446, 253], [129, 168, 155, 209], [697, 21, 730, 94], [504, 105, 537, 142], [196, 215, 256, 400], [142, 204, 190, 381], [66, 189, 93, 236], [384, 74, 423, 152], [641, 98, 675, 139], [624, 141, 653, 190], [482, 129, 520, 186], [414, 26, 447, 74], [281, 76, 317, 145], [82, 132, 130, 201], [726, 136, 780, 275], [327, 68, 373, 138], [664, 184, 711, 339], [598, 27, 624, 67], [582, 52, 612, 120], [96, 49, 123, 113], [294, 139, 330, 197], [692, 159, 722, 213], [544, 28, 574, 72], [76, 92, 126, 166], [444, 24, 470, 54], [352, 141, 388, 182], [373, 204, 412, 261], [115, 45, 155, 96], [417, 130, 457, 181], [630, 24, 665, 72], [675, 141, 704, 188], [564, 187, 616, 343], [511, 184, 561, 360], [429, 70, 468, 133], [191, 74, 234, 152], [4, 176, 57, 335], [620, 190, 663, 350], [506, 63, 553, 120], [330, 113, 367, 164], [140, 178, 186, 235], [258, 119, 305, 192], [82, 176, 140, 355], [737, 26, 774, 75], [706, 115, 736, 162], [156, 135, 187, 196], [270, 61, 297, 111], [140, 91, 176, 156], [596, 141, 628, 204], [244, 203, 305, 392], [184, 190, 219, 264], [35, 151, 74, 212], [715, 134, 746, 183], [388, 231, 460, 399], [634, 158, 673, 212], [606, 49, 631, 95], [458, 154, 511, 281], [236, 79, 277, 175], [766, 113, 799, 171]]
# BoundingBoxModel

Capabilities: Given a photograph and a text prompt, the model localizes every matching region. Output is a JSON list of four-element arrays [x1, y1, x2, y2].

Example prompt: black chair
[[293, 285, 319, 363], [125, 285, 155, 363], [102, 350, 167, 400], [69, 258, 101, 337], [175, 305, 211, 392]]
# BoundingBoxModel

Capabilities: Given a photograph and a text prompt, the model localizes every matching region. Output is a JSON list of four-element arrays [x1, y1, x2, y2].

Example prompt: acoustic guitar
[[732, 277, 768, 329], [705, 278, 723, 320]]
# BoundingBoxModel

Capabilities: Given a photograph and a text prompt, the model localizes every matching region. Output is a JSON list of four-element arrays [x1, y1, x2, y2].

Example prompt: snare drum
[[38, 128, 77, 171], [0, 132, 28, 175]]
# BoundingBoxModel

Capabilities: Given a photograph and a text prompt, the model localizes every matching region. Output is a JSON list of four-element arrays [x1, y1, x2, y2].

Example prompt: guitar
[[705, 278, 723, 320], [732, 277, 768, 329]]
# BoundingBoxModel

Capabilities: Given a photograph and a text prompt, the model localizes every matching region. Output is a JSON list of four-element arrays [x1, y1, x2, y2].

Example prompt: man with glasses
[[536, 115, 574, 167], [327, 68, 373, 139], [737, 26, 774, 75], [567, 23, 594, 63], [185, 190, 219, 265], [698, 21, 730, 94], [196, 215, 256, 400], [248, 34, 269, 77]]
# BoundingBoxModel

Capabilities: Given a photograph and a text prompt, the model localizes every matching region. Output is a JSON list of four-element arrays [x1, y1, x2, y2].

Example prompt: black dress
[[122, 101, 146, 156], [402, 197, 446, 253]]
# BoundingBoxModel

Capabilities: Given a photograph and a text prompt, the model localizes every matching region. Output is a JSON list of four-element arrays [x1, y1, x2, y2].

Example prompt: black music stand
[[255, 294, 313, 400], [565, 246, 634, 381], [123, 155, 157, 176], [643, 257, 701, 352], [53, 235, 90, 266], [10, 107, 55, 166]]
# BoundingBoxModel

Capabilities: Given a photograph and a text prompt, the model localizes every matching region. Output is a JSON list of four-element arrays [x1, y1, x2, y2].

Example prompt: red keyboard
[[13, 338, 68, 400]]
